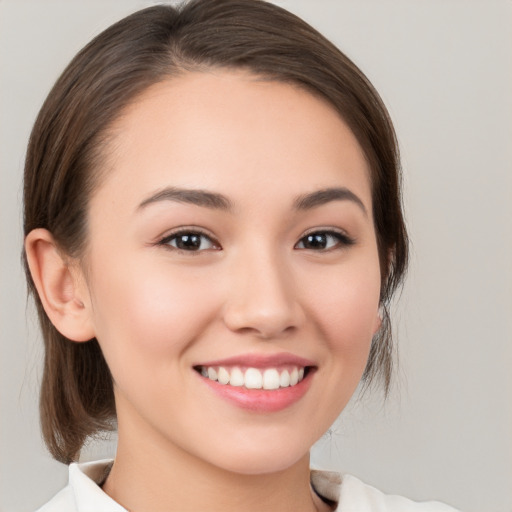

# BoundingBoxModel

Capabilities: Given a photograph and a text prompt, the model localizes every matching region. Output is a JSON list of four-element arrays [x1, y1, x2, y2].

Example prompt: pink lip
[[195, 352, 315, 369], [199, 371, 314, 412], [194, 352, 316, 413]]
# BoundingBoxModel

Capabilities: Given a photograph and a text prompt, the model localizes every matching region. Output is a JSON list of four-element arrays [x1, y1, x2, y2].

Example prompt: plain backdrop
[[1, 1, 511, 511]]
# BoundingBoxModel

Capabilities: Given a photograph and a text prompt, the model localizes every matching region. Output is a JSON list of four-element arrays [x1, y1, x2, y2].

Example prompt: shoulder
[[35, 485, 76, 512], [311, 470, 460, 512], [338, 473, 460, 511], [34, 459, 125, 512]]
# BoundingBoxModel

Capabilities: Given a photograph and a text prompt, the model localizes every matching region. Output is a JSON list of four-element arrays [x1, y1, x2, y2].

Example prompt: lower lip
[[198, 370, 314, 413]]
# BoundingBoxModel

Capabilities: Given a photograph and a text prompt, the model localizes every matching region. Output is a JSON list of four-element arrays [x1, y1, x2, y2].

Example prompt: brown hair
[[23, 0, 408, 464]]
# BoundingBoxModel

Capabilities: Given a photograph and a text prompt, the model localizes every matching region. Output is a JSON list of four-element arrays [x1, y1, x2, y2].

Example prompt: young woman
[[23, 1, 458, 510]]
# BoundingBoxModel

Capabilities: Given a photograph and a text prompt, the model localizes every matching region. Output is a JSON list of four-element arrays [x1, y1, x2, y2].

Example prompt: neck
[[103, 410, 325, 512]]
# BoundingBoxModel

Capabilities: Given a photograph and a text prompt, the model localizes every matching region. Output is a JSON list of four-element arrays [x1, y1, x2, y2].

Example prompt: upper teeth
[[200, 366, 305, 390]]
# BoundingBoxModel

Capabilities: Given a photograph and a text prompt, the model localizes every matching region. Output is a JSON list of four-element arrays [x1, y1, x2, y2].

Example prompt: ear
[[25, 228, 95, 342]]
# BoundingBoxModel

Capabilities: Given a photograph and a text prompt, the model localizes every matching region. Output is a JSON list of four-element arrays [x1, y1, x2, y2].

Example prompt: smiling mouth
[[193, 365, 312, 390]]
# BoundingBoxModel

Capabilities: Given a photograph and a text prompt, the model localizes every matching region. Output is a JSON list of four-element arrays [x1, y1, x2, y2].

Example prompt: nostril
[[223, 314, 302, 340], [222, 271, 304, 338]]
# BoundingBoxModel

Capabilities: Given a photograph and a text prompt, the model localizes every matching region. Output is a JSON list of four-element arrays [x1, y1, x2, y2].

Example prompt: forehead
[[94, 70, 372, 211]]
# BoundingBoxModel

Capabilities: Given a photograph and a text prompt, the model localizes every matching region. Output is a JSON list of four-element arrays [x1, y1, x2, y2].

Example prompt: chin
[[202, 439, 311, 476]]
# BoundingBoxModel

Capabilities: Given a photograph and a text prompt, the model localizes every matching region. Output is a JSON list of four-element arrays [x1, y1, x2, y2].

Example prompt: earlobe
[[25, 228, 95, 342]]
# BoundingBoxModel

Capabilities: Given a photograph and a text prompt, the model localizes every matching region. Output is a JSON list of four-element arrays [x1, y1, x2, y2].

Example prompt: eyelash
[[294, 229, 356, 251], [157, 228, 355, 253], [157, 228, 220, 253]]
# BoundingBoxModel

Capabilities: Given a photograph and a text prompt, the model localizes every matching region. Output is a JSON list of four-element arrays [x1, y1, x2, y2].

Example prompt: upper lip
[[194, 353, 316, 369]]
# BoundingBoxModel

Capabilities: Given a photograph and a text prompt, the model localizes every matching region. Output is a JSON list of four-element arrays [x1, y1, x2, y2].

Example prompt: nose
[[222, 249, 304, 339]]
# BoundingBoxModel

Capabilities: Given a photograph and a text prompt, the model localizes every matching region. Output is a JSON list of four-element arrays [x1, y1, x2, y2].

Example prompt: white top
[[35, 459, 460, 512]]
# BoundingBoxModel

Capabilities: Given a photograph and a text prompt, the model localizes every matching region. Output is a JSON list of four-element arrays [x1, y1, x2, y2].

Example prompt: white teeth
[[229, 367, 244, 387], [217, 366, 230, 385], [279, 369, 290, 387], [200, 365, 307, 390], [289, 368, 299, 386], [263, 369, 280, 390], [245, 368, 263, 389]]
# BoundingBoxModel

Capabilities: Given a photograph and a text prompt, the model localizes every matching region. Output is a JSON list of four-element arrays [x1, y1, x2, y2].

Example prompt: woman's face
[[80, 70, 381, 474]]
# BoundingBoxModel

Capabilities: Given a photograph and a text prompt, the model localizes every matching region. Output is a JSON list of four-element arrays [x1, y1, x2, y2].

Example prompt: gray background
[[1, 1, 511, 511]]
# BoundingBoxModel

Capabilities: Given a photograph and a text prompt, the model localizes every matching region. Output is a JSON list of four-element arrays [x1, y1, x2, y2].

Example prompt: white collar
[[69, 460, 125, 512], [68, 459, 341, 511], [48, 459, 456, 512]]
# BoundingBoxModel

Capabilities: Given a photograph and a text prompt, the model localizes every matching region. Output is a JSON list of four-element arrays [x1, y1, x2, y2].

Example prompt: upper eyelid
[[159, 226, 217, 241], [299, 227, 355, 242], [300, 226, 350, 237]]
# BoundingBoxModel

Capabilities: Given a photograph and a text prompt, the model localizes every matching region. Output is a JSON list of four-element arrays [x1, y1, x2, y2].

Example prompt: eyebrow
[[137, 185, 367, 216], [293, 187, 367, 216], [138, 187, 233, 211]]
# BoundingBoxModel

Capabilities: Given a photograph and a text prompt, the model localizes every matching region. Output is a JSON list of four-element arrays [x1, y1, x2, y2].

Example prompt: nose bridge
[[223, 241, 302, 338]]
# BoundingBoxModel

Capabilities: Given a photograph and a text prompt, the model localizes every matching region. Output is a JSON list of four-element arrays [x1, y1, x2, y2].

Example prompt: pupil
[[305, 234, 326, 249], [177, 234, 201, 250]]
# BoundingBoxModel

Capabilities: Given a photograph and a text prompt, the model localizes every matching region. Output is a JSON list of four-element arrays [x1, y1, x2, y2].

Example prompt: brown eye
[[161, 231, 218, 251], [295, 231, 354, 250]]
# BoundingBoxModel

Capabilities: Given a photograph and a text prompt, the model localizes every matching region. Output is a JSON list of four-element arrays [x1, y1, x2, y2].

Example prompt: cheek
[[305, 259, 381, 352], [305, 256, 381, 412], [87, 256, 219, 369]]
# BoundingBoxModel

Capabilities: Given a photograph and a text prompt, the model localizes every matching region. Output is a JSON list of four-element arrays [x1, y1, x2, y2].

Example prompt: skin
[[26, 70, 382, 512]]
